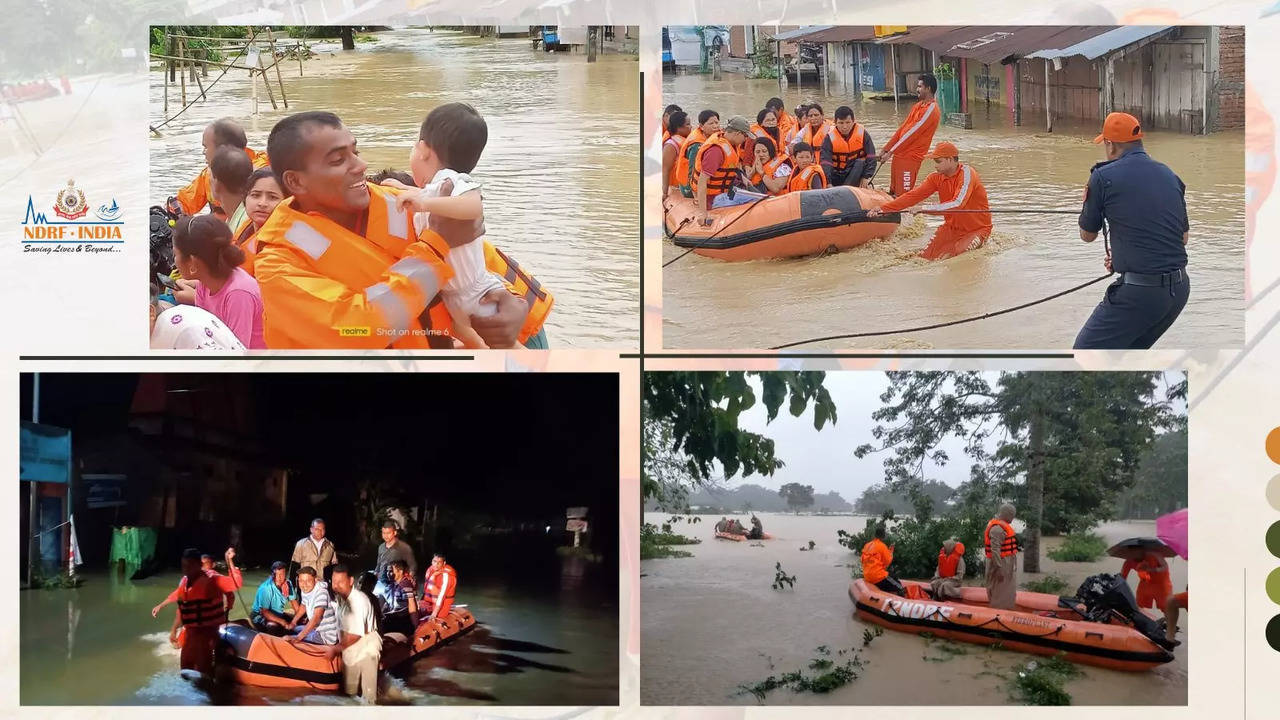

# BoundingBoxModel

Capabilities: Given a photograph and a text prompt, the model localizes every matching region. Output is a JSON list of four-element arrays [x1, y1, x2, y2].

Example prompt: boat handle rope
[[921, 604, 1067, 639], [769, 220, 1112, 349], [662, 192, 773, 268]]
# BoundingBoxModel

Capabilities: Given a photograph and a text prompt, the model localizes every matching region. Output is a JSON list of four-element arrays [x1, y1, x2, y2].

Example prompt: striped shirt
[[300, 580, 340, 645]]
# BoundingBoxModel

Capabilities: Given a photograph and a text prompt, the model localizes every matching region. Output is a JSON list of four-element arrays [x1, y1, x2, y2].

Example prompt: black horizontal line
[[19, 355, 476, 361], [623, 353, 1075, 359]]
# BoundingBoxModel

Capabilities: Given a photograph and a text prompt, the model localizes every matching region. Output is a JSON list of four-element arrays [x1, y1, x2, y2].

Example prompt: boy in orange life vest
[[869, 141, 991, 260], [787, 143, 828, 194], [930, 538, 966, 600], [167, 118, 269, 218], [879, 73, 942, 196], [161, 547, 243, 674], [423, 552, 458, 623], [820, 106, 877, 188], [386, 103, 511, 349], [692, 115, 752, 224], [861, 525, 906, 596], [1121, 552, 1173, 609], [253, 111, 530, 349]]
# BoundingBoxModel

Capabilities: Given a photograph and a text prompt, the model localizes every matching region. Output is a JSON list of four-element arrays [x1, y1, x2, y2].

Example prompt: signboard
[[19, 421, 71, 484], [84, 474, 127, 509], [566, 506, 589, 519], [566, 519, 589, 533]]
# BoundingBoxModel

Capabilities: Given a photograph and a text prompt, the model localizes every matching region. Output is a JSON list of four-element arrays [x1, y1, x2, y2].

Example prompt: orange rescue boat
[[848, 574, 1175, 672], [379, 606, 478, 670], [664, 186, 900, 261], [219, 623, 343, 690]]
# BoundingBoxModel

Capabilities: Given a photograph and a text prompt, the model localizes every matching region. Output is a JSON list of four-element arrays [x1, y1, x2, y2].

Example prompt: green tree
[[854, 479, 956, 515], [855, 372, 1182, 573], [778, 483, 815, 512], [642, 372, 836, 504], [1114, 429, 1188, 519]]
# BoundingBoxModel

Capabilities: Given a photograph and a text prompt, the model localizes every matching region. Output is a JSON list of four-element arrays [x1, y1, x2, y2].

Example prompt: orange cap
[[924, 141, 959, 159], [1094, 112, 1144, 144]]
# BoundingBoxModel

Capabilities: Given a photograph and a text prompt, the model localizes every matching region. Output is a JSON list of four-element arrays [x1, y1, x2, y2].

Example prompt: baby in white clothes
[[387, 102, 507, 348]]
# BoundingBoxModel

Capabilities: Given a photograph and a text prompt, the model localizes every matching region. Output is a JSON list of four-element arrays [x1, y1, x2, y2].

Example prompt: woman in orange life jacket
[[743, 135, 793, 196], [161, 547, 243, 674], [660, 103, 682, 146], [792, 103, 834, 155], [751, 108, 783, 150], [766, 97, 797, 146], [675, 109, 722, 198], [233, 167, 285, 277], [662, 111, 692, 201]]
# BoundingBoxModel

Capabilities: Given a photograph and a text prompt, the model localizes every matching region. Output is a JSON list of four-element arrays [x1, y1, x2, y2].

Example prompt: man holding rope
[[1073, 112, 1189, 350], [868, 141, 991, 260]]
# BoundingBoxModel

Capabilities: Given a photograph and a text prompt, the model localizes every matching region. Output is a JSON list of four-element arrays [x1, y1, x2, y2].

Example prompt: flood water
[[149, 29, 639, 348], [661, 73, 1243, 350], [20, 562, 617, 705], [641, 511, 1187, 705]]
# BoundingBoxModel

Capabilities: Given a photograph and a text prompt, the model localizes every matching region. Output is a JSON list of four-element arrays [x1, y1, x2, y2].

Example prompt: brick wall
[[1216, 26, 1245, 131]]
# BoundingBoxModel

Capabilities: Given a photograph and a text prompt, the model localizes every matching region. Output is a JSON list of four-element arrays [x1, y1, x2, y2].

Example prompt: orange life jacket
[[937, 542, 966, 578], [799, 120, 834, 150], [169, 147, 269, 216], [425, 564, 457, 602], [759, 154, 793, 195], [675, 126, 709, 197], [775, 110, 798, 142], [176, 572, 231, 629], [984, 518, 1020, 558], [664, 134, 686, 187], [693, 133, 741, 198], [232, 217, 258, 277], [661, 128, 670, 146], [827, 124, 868, 172], [787, 163, 827, 194], [861, 538, 892, 584]]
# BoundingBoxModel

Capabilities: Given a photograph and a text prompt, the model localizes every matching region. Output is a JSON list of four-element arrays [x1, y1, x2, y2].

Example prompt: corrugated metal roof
[[1025, 25, 1174, 60], [770, 25, 879, 43], [880, 26, 1114, 65]]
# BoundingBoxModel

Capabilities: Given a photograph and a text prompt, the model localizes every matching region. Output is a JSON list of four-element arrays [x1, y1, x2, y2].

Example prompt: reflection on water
[[20, 564, 617, 705], [661, 73, 1243, 349], [641, 512, 1186, 706], [149, 30, 639, 348]]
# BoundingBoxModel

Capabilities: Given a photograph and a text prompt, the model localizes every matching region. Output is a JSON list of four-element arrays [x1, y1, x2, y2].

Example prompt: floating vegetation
[[734, 631, 882, 703], [771, 562, 797, 590]]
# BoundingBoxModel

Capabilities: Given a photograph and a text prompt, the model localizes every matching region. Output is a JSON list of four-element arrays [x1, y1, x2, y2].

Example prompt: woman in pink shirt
[[172, 214, 266, 348]]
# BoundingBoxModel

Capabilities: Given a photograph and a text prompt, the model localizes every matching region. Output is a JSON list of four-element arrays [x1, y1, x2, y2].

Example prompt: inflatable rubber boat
[[218, 605, 478, 689], [848, 573, 1176, 672], [714, 531, 773, 541], [663, 186, 900, 261]]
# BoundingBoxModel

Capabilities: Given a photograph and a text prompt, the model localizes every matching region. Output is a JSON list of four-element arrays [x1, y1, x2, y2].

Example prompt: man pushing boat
[[868, 141, 992, 260]]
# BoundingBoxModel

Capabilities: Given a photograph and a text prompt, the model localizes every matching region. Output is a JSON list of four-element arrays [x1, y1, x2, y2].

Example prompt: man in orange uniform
[[983, 504, 1019, 610], [692, 116, 751, 223], [1121, 552, 1173, 609], [869, 141, 991, 260], [879, 73, 942, 196], [861, 525, 905, 595], [252, 111, 550, 349], [167, 118, 269, 218], [423, 552, 458, 624], [1163, 589, 1188, 644], [161, 547, 243, 674]]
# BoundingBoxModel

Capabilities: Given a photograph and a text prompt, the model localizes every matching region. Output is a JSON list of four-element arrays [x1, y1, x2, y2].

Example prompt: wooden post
[[167, 33, 176, 83], [178, 38, 187, 108], [1014, 60, 1022, 126], [267, 27, 288, 108], [340, 27, 355, 51], [776, 40, 784, 92], [163, 33, 169, 113], [298, 40, 305, 76], [192, 56, 206, 101], [891, 44, 899, 111], [588, 26, 597, 63], [1044, 59, 1053, 132], [853, 43, 862, 99], [796, 43, 802, 92], [820, 43, 828, 97], [259, 49, 278, 110]]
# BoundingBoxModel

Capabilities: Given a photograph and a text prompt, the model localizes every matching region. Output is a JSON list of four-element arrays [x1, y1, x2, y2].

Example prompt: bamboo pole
[[148, 54, 257, 72], [163, 33, 169, 113], [1044, 60, 1053, 132], [178, 38, 187, 108], [267, 27, 288, 108]]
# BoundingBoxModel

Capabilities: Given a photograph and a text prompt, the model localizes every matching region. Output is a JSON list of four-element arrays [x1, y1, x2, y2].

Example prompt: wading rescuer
[[692, 116, 752, 224], [423, 553, 458, 624], [820, 106, 876, 188], [983, 504, 1020, 610], [1074, 112, 1190, 349], [879, 73, 941, 196], [161, 547, 243, 674], [868, 142, 991, 260]]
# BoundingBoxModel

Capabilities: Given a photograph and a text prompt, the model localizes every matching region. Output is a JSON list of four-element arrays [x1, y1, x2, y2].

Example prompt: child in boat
[[385, 103, 508, 349]]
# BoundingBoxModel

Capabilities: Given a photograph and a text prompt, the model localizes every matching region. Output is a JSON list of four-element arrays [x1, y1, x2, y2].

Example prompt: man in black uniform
[[1074, 112, 1190, 349]]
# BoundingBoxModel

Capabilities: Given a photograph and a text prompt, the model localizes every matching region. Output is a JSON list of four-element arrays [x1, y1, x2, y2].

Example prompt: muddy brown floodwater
[[661, 73, 1243, 350], [150, 29, 639, 348], [641, 512, 1187, 705]]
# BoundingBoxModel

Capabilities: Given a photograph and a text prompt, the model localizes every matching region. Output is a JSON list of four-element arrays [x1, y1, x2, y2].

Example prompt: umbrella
[[1106, 537, 1176, 561], [1156, 508, 1189, 560]]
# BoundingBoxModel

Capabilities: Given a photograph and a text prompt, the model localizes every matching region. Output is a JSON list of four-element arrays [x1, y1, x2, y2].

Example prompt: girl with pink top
[[172, 214, 266, 349]]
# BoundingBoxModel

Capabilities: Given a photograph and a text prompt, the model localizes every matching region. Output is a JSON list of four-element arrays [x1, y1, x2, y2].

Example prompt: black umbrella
[[1106, 537, 1176, 560]]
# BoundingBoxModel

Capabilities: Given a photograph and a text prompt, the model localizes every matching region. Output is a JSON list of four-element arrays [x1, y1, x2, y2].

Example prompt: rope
[[770, 273, 1113, 349], [662, 192, 772, 268], [150, 29, 258, 135], [920, 208, 1079, 215]]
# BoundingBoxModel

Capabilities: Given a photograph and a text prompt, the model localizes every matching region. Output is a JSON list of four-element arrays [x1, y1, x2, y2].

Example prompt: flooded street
[[661, 74, 1243, 349], [150, 30, 639, 348], [641, 511, 1187, 705], [21, 563, 618, 705]]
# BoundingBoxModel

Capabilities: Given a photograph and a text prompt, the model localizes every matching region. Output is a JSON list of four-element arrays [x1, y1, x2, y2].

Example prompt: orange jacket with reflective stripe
[[694, 133, 741, 198], [861, 538, 893, 584], [788, 163, 827, 194], [799, 120, 834, 150], [232, 217, 259, 277], [937, 542, 966, 578], [175, 567, 243, 629], [675, 126, 710, 192], [880, 163, 992, 234], [762, 154, 793, 195], [983, 518, 1019, 558], [169, 147, 269, 216], [884, 100, 941, 161], [425, 564, 457, 601]]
